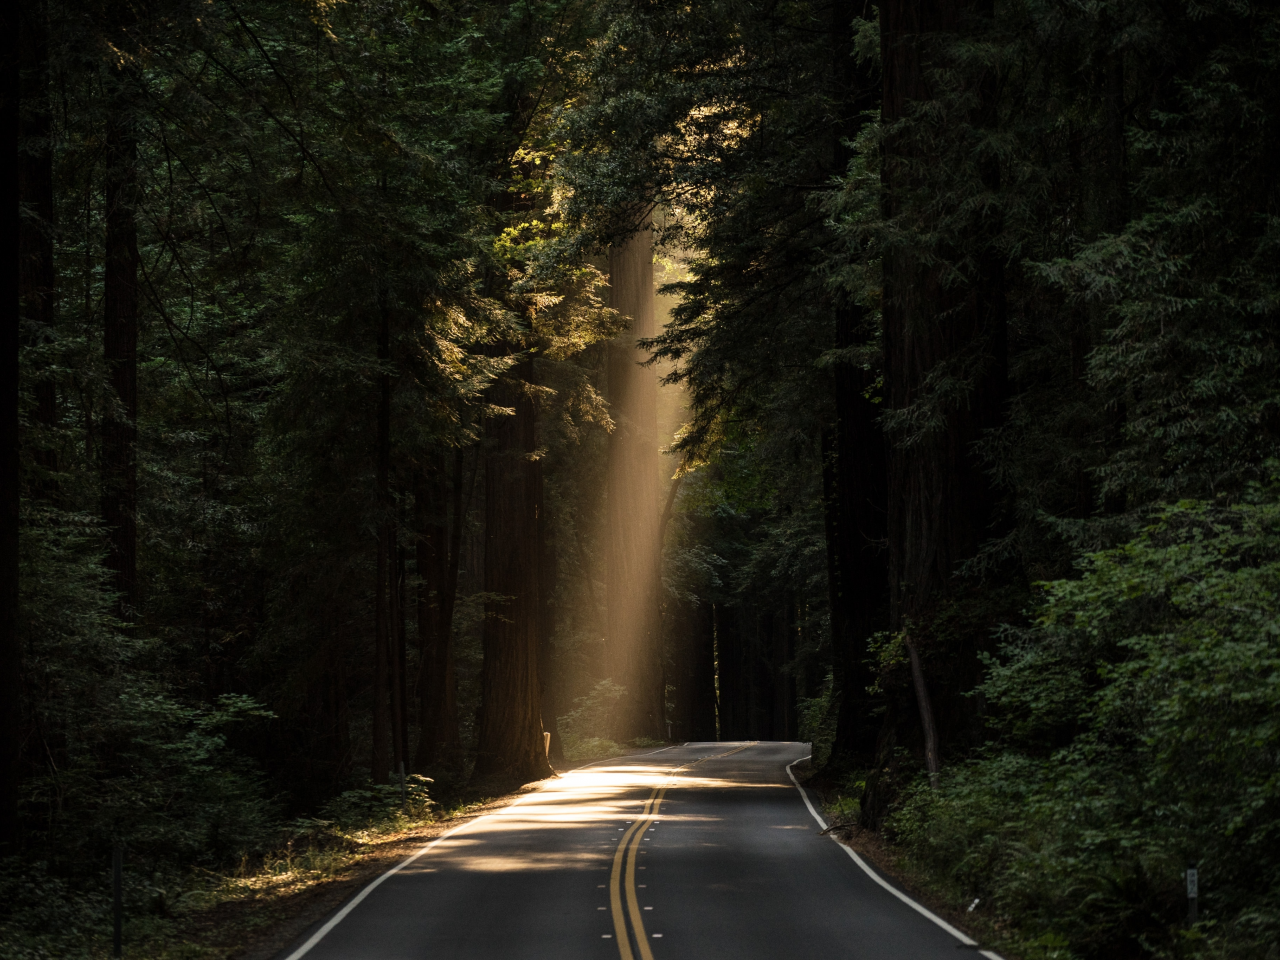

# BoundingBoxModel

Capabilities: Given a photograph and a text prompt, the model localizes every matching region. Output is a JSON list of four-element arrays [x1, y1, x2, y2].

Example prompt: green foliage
[[0, 861, 114, 960], [825, 793, 862, 828], [315, 776, 437, 832], [797, 673, 837, 768], [891, 482, 1280, 958], [561, 738, 625, 762], [19, 496, 275, 864], [558, 679, 627, 758]]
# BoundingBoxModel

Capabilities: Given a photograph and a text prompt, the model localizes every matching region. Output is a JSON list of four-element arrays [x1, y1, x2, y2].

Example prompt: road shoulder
[[796, 768, 1019, 960]]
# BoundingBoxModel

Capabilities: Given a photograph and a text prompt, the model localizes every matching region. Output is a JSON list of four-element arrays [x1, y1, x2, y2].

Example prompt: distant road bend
[[279, 742, 1002, 960]]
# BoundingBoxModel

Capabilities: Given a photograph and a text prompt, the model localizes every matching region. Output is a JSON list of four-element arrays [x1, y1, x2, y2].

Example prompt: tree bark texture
[[102, 89, 139, 621], [414, 451, 463, 769], [881, 0, 1006, 635], [605, 224, 664, 741], [825, 307, 889, 772], [870, 0, 1007, 807], [905, 636, 940, 786], [475, 369, 553, 782], [537, 466, 563, 764], [2, 0, 26, 853], [390, 535, 407, 776], [818, 0, 891, 774], [19, 0, 56, 495], [371, 304, 392, 784]]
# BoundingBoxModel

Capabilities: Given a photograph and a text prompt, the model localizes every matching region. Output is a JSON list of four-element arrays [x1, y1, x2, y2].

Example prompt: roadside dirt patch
[[193, 788, 544, 960]]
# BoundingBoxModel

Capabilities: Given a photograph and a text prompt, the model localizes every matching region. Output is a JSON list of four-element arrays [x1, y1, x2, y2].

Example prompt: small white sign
[[1186, 868, 1199, 898]]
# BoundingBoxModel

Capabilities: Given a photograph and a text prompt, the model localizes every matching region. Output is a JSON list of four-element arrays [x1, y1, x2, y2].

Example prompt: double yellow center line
[[609, 784, 667, 960], [607, 743, 756, 959]]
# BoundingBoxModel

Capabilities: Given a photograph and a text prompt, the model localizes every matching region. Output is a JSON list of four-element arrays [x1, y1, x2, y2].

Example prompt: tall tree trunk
[[397, 543, 409, 766], [2, 0, 25, 854], [826, 306, 889, 772], [413, 460, 446, 769], [371, 302, 392, 784], [821, 0, 890, 775], [19, 0, 55, 498], [389, 529, 405, 777], [605, 222, 664, 741], [880, 1, 1006, 624], [414, 449, 467, 769], [102, 79, 139, 622], [474, 368, 553, 783], [537, 466, 563, 764], [873, 0, 1007, 798], [687, 601, 717, 741], [904, 636, 940, 786], [821, 426, 852, 744]]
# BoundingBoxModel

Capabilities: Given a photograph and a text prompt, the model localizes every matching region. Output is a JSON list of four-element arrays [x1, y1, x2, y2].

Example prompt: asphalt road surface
[[279, 742, 1000, 960]]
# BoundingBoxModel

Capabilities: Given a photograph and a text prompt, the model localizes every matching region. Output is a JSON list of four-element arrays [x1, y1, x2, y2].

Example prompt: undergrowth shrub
[[315, 776, 437, 831], [559, 679, 627, 759], [890, 482, 1280, 959], [797, 672, 837, 768]]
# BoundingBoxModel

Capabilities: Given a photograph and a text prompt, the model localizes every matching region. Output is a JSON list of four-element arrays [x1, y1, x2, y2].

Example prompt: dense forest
[[6, 0, 1279, 956]]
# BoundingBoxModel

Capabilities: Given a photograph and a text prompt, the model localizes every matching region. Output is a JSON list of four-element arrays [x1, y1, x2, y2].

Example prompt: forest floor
[[122, 750, 654, 960]]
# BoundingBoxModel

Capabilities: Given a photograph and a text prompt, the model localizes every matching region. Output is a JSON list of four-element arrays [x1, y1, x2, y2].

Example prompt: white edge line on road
[[785, 756, 1005, 960], [280, 744, 680, 960]]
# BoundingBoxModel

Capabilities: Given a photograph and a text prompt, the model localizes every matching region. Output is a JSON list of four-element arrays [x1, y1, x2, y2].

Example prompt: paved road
[[280, 742, 997, 960]]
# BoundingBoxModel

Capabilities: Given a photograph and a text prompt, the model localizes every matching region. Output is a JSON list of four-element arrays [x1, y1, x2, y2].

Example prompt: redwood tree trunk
[[537, 466, 563, 763], [826, 305, 889, 772], [822, 0, 890, 774], [371, 303, 392, 784], [389, 532, 406, 777], [881, 0, 1005, 625], [687, 601, 717, 741], [605, 223, 664, 741], [414, 457, 447, 768], [474, 368, 553, 782], [102, 87, 139, 622], [19, 0, 55, 496], [2, 0, 26, 854], [873, 0, 1007, 798], [414, 449, 467, 769]]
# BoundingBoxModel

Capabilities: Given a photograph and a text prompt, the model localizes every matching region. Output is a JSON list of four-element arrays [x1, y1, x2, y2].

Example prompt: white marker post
[[1186, 865, 1198, 924]]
